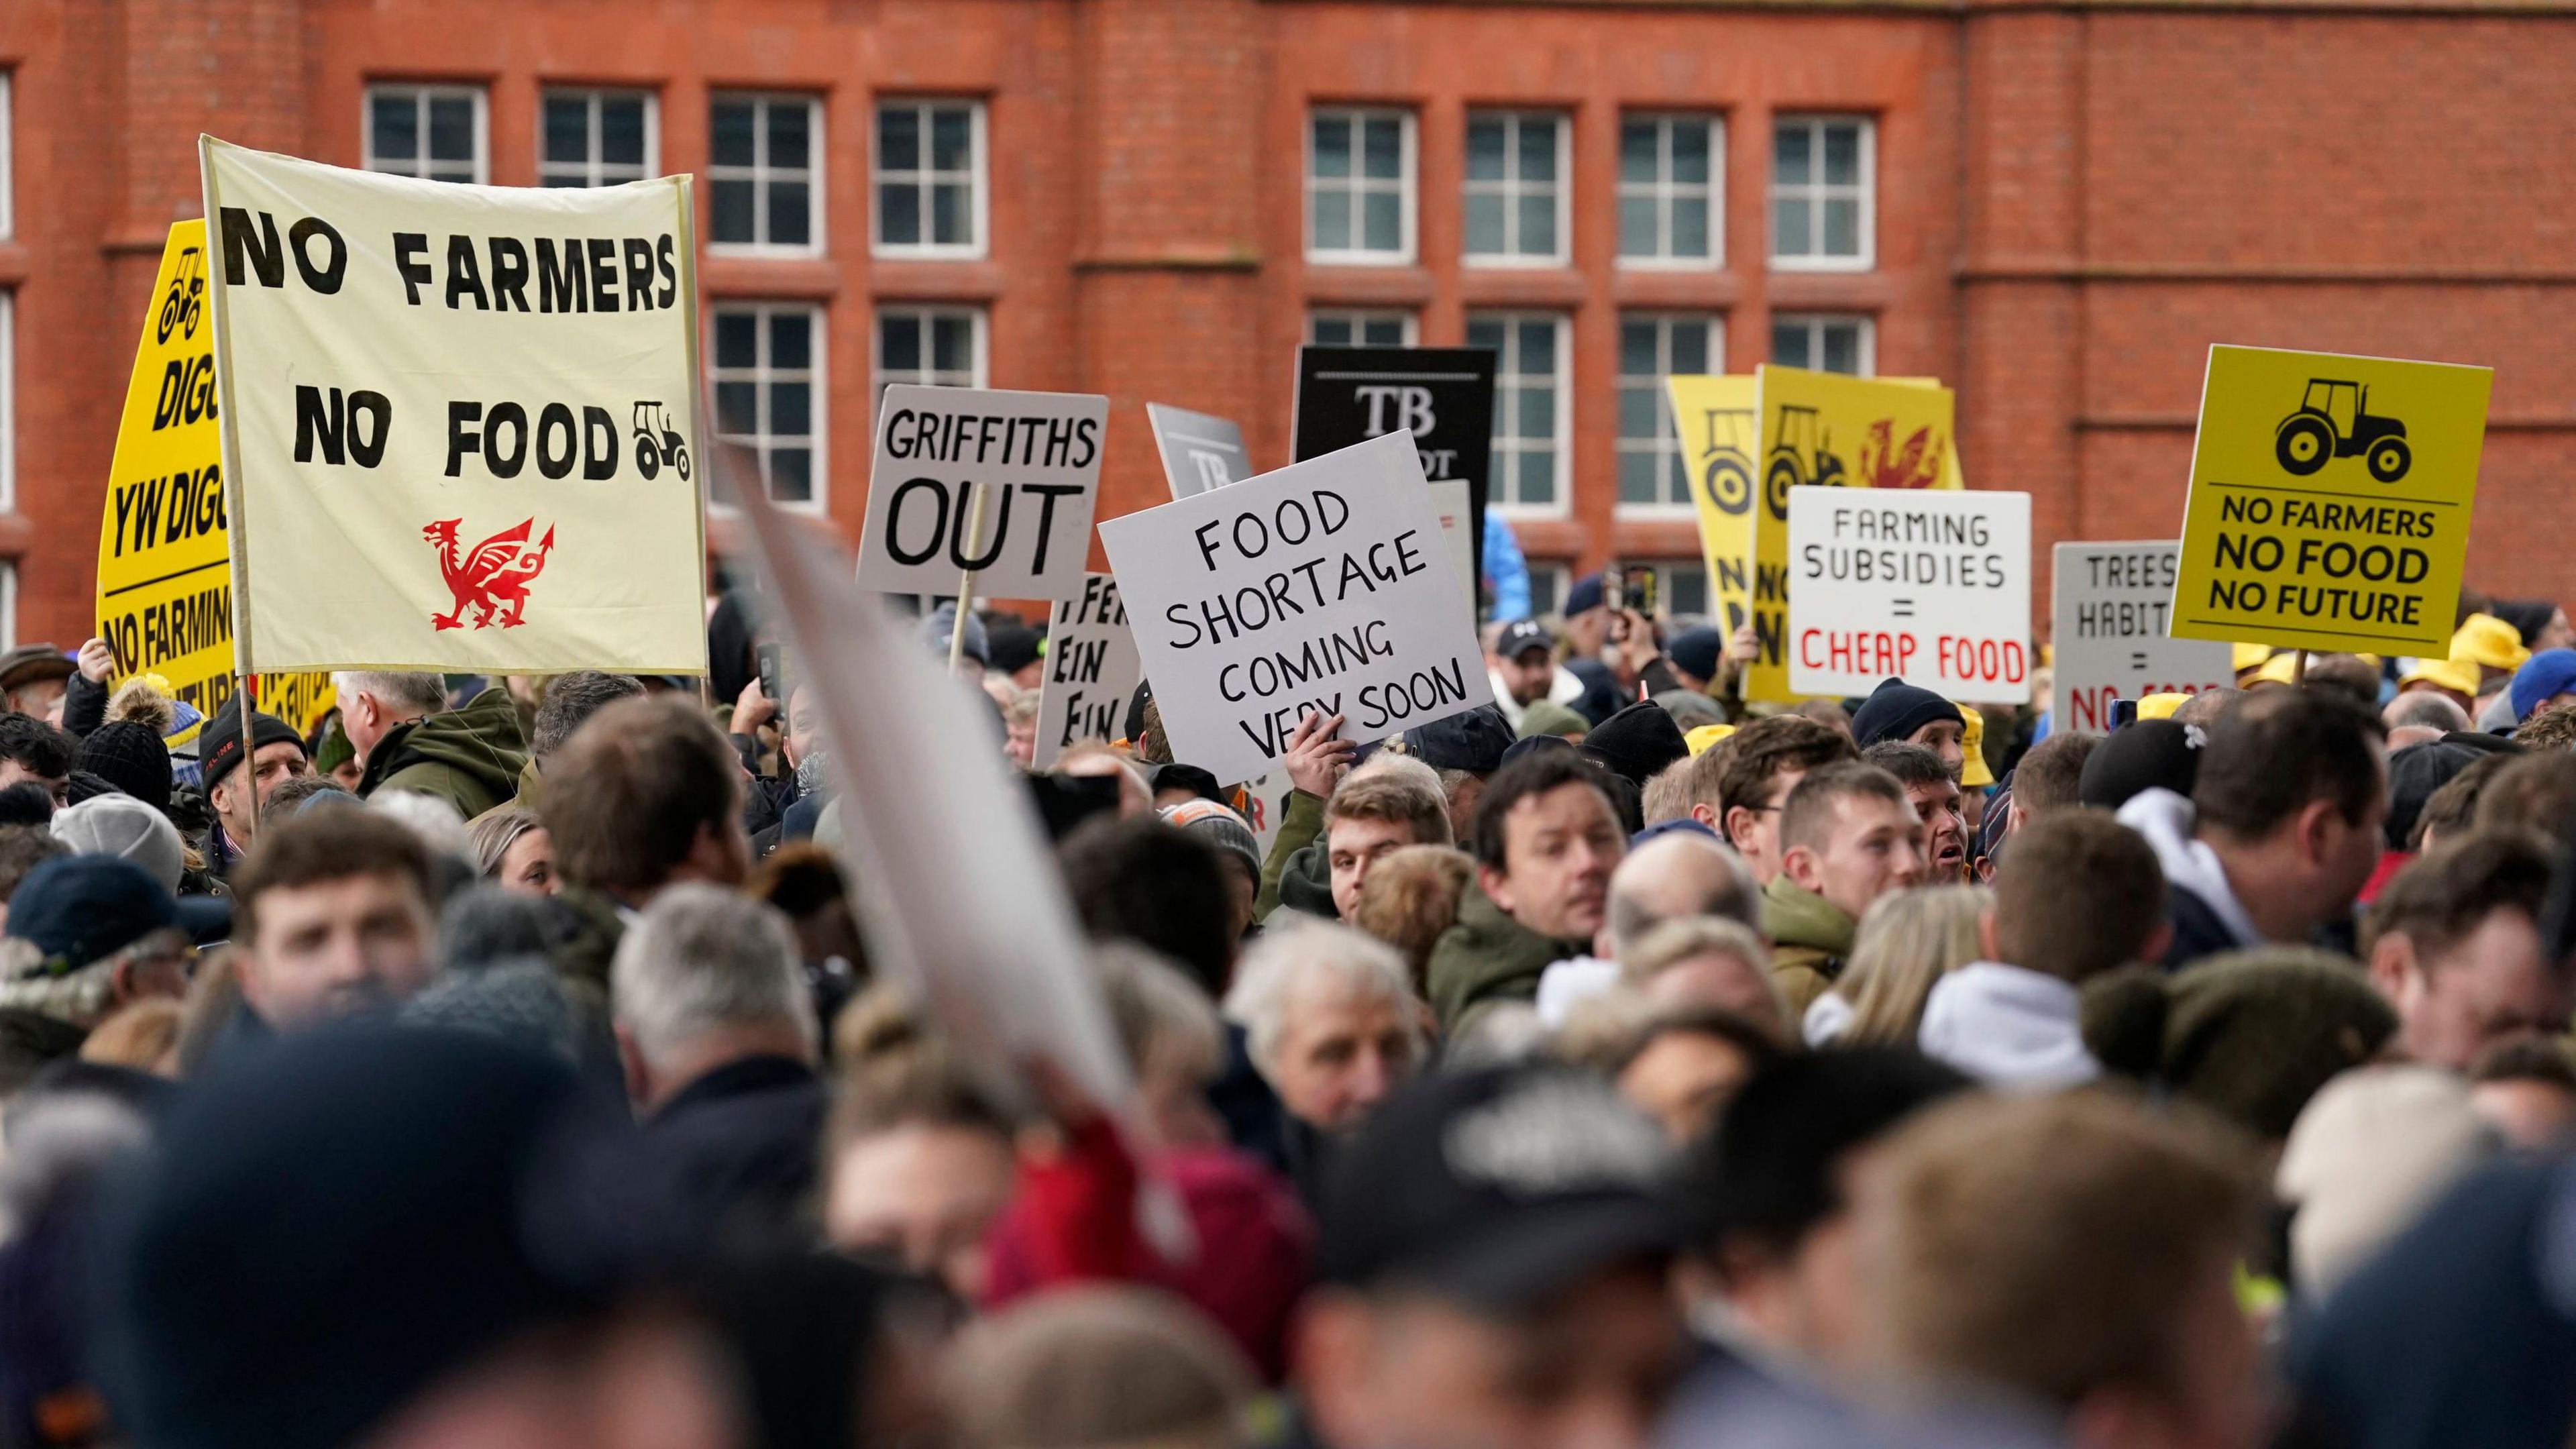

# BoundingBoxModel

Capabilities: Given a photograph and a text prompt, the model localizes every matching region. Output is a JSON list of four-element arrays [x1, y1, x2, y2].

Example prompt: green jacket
[[358, 686, 531, 822], [1426, 883, 1591, 1039], [1254, 789, 1328, 920], [1760, 873, 1858, 1020]]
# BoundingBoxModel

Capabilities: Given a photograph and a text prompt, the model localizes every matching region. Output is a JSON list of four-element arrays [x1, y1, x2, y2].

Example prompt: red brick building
[[2, 0, 2569, 645]]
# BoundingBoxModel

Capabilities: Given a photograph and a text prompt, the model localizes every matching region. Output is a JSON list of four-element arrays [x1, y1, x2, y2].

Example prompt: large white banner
[[199, 138, 708, 674], [855, 384, 1107, 602], [1787, 488, 2033, 704], [1031, 572, 1143, 769], [1098, 432, 1491, 786], [2051, 541, 2233, 735]]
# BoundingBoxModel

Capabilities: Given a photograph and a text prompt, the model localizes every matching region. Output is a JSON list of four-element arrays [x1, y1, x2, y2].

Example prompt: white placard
[[855, 384, 1108, 602], [2051, 541, 2233, 735], [1428, 478, 1474, 614], [1787, 488, 2033, 704], [1099, 432, 1493, 785], [1031, 572, 1144, 769]]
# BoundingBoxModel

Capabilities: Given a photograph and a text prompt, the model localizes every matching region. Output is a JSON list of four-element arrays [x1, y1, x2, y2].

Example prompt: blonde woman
[[1805, 885, 1990, 1047]]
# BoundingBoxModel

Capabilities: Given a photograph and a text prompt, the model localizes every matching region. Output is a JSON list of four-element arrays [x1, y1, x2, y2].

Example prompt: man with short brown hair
[[1717, 716, 1856, 887], [231, 808, 439, 1031], [1856, 1091, 2268, 1449], [1321, 771, 1453, 922], [1762, 762, 1925, 1016], [2363, 831, 2563, 1071], [542, 696, 751, 909]]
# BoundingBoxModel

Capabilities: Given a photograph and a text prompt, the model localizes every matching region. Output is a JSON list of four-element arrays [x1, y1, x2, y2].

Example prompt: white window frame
[[1305, 106, 1417, 266], [873, 305, 989, 405], [1770, 114, 1874, 272], [0, 72, 13, 240], [363, 83, 490, 183], [707, 93, 825, 258], [0, 292, 12, 512], [871, 98, 987, 260], [1470, 311, 1572, 519], [1615, 313, 1724, 519], [1527, 561, 1570, 622], [1617, 112, 1722, 271], [1463, 110, 1572, 268], [1306, 309, 1419, 347], [537, 87, 658, 189], [709, 302, 828, 512], [1770, 313, 1876, 377], [0, 563, 14, 651]]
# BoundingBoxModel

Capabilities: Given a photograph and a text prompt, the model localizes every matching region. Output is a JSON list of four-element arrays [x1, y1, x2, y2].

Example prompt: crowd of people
[[2, 574, 2575, 1449]]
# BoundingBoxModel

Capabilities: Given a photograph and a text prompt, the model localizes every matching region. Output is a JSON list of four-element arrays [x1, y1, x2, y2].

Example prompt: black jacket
[[637, 1054, 828, 1250]]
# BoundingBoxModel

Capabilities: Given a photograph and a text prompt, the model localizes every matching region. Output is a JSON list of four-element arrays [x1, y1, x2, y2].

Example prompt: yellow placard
[[1741, 366, 1957, 701], [1666, 375, 1760, 635], [1888, 378, 1966, 490], [95, 221, 334, 734], [2170, 345, 2490, 657]]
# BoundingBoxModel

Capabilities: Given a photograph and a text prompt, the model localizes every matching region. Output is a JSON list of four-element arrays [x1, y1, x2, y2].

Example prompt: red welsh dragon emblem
[[424, 518, 557, 630]]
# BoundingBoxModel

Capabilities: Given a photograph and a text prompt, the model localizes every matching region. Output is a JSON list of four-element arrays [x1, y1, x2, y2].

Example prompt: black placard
[[1291, 346, 1497, 603]]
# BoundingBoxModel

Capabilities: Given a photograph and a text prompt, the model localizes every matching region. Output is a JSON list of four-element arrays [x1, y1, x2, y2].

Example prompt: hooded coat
[[356, 687, 531, 823], [1760, 873, 1856, 1019], [1424, 883, 1591, 1038]]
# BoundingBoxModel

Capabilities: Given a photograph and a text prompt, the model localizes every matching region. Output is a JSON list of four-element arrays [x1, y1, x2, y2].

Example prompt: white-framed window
[[0, 562, 14, 651], [1307, 309, 1417, 347], [874, 305, 987, 404], [1641, 561, 1710, 619], [0, 72, 13, 239], [1771, 313, 1874, 376], [540, 89, 656, 188], [1770, 115, 1873, 270], [873, 99, 985, 258], [1619, 113, 1720, 268], [1464, 111, 1569, 266], [709, 93, 822, 254], [710, 303, 825, 508], [1617, 313, 1722, 513], [1527, 563, 1568, 621], [365, 84, 488, 182], [1306, 107, 1415, 264], [1467, 311, 1570, 514], [0, 292, 11, 511]]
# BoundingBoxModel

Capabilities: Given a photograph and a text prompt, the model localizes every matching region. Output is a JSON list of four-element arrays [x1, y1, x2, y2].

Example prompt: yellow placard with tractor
[[1667, 375, 1760, 635], [2169, 345, 2490, 658], [1741, 366, 1957, 701], [95, 221, 333, 733]]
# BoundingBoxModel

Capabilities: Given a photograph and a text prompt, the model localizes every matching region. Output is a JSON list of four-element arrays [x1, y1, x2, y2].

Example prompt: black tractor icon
[[158, 245, 205, 345], [2275, 379, 2410, 484], [631, 402, 692, 482], [1764, 403, 1847, 519], [1695, 406, 1756, 517]]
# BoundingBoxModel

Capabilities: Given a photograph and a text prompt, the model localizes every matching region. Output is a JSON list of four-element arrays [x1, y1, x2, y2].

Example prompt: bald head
[[1606, 832, 1758, 958]]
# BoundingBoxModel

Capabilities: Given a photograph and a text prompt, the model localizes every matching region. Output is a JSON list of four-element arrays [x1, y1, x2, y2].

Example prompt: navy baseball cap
[[4, 855, 227, 969], [1564, 574, 1606, 617]]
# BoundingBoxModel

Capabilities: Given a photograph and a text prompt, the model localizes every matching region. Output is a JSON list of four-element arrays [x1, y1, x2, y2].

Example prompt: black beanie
[[199, 695, 305, 796], [76, 720, 173, 812], [1848, 678, 1963, 750], [2078, 720, 2203, 810], [1578, 700, 1689, 786], [2384, 742, 2477, 851]]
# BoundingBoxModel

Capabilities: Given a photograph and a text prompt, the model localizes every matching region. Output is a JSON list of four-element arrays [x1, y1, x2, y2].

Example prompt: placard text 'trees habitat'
[[2051, 541, 2232, 735]]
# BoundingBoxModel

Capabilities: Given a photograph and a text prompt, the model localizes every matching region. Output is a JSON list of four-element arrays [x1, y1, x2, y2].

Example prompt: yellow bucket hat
[[1684, 722, 1735, 757], [2399, 655, 2480, 698], [2233, 642, 2277, 674], [2452, 613, 2531, 672], [1956, 706, 1995, 788], [2136, 693, 2192, 721]]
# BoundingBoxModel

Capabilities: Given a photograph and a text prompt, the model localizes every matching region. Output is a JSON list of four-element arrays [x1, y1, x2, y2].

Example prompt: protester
[[2003, 729, 2094, 829], [1293, 1065, 1687, 1449], [1347, 843, 1475, 992], [467, 804, 558, 896], [196, 694, 311, 879], [542, 694, 751, 910], [1917, 812, 2167, 1089], [1851, 1091, 2267, 1449], [1847, 677, 1966, 773], [72, 720, 172, 814], [1162, 798, 1264, 941], [1061, 815, 1237, 998], [1223, 921, 1426, 1145], [1644, 739, 1730, 830], [1485, 618, 1570, 732], [0, 645, 74, 725], [2361, 833, 2561, 1071], [940, 1287, 1256, 1449], [1803, 883, 1988, 1048], [0, 714, 75, 809], [0, 855, 211, 1032], [516, 668, 645, 811], [2079, 717, 2202, 812], [2275, 1065, 2498, 1300], [1860, 741, 1968, 881], [2118, 688, 2386, 967], [1761, 761, 1927, 1017], [1617, 916, 1786, 1035], [2465, 1036, 2576, 1149], [331, 671, 527, 822], [1715, 715, 1855, 888], [1427, 751, 1627, 1036], [1534, 830, 1757, 1027], [2508, 649, 2576, 724], [228, 806, 439, 1032], [1304, 768, 1453, 924], [50, 792, 189, 894], [821, 1030, 1019, 1298]]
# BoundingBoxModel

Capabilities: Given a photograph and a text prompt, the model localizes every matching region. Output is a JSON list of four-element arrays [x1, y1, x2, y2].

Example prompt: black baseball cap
[[1320, 1065, 1685, 1311], [1497, 619, 1554, 662]]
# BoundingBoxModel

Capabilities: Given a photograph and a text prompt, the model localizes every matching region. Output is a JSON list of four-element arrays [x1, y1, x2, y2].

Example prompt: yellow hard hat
[[2136, 693, 2192, 721], [1684, 722, 1735, 757], [1956, 706, 1994, 788], [2233, 642, 2277, 674], [2399, 655, 2481, 698], [2452, 613, 2532, 672]]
